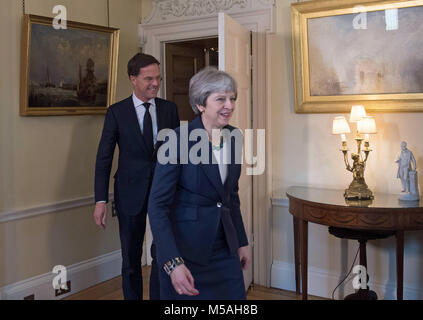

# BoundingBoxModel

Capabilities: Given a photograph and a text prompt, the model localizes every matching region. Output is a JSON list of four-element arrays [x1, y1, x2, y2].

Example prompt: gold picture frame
[[291, 0, 423, 113], [20, 14, 120, 116]]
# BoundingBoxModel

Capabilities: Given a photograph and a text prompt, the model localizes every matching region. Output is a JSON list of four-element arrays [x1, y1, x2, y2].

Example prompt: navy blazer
[[148, 116, 249, 267], [94, 96, 180, 216]]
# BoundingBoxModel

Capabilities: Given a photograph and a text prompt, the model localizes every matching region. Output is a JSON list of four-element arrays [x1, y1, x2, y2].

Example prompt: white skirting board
[[270, 260, 423, 300], [0, 250, 122, 300]]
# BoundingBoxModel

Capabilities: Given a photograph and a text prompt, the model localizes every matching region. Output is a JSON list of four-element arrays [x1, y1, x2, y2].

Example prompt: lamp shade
[[358, 116, 377, 134], [332, 116, 351, 134], [349, 105, 366, 122]]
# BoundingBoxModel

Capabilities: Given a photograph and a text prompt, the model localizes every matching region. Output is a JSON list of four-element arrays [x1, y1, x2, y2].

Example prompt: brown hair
[[127, 53, 160, 77]]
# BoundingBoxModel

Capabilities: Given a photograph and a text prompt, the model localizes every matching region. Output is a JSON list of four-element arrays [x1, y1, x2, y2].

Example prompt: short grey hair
[[189, 67, 237, 115]]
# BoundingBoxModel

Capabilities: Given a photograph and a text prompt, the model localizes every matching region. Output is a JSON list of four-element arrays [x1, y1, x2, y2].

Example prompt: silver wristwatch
[[163, 257, 185, 276]]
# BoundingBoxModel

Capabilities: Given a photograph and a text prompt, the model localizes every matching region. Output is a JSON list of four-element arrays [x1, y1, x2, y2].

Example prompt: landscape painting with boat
[[28, 23, 110, 107], [20, 15, 119, 116]]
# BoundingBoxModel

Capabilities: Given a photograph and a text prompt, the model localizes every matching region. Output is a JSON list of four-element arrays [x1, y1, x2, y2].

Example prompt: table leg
[[396, 230, 404, 300], [293, 216, 301, 295], [300, 219, 308, 300]]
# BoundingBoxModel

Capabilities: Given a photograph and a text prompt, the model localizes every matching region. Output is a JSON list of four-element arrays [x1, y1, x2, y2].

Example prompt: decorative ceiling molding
[[143, 0, 275, 24], [159, 0, 248, 18]]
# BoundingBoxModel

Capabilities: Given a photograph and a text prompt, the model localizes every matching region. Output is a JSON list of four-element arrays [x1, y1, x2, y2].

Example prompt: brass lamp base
[[344, 180, 374, 200], [339, 134, 375, 201], [345, 198, 373, 207]]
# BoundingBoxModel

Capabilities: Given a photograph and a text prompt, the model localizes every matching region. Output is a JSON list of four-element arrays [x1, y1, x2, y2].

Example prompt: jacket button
[[217, 202, 222, 208]]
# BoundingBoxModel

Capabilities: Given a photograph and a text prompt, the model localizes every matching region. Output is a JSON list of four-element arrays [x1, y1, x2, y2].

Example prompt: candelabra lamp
[[332, 106, 377, 200]]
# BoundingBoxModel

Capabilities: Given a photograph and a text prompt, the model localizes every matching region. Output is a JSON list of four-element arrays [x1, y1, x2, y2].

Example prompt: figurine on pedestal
[[396, 141, 419, 201], [344, 153, 373, 200]]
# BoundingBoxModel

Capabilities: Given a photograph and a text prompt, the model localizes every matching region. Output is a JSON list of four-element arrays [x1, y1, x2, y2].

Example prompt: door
[[218, 12, 253, 289], [165, 43, 205, 122]]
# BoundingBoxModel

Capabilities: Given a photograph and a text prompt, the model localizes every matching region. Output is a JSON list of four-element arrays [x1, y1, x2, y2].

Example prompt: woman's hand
[[170, 264, 199, 296], [238, 246, 250, 270]]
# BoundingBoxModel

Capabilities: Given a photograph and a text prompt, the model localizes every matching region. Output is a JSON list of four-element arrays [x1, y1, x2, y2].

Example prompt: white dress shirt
[[132, 93, 158, 145], [212, 139, 229, 185]]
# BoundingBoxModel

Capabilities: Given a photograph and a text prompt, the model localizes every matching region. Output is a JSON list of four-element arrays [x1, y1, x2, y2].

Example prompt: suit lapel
[[191, 116, 225, 200], [224, 135, 237, 194], [122, 96, 149, 155], [153, 98, 168, 156], [202, 143, 225, 200], [155, 98, 166, 132]]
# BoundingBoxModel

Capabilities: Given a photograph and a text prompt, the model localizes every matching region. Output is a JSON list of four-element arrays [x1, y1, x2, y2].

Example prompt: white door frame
[[139, 0, 274, 287]]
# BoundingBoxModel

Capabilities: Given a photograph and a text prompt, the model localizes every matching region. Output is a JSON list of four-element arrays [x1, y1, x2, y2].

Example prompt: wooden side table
[[286, 186, 423, 300]]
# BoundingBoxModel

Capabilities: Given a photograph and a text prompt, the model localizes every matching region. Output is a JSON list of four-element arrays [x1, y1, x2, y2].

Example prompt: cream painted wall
[[271, 0, 423, 298], [140, 0, 153, 22], [0, 0, 142, 287]]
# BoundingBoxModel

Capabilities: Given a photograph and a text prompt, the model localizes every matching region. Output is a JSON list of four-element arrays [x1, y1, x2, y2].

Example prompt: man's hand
[[238, 245, 250, 270], [170, 264, 199, 296], [93, 202, 107, 229]]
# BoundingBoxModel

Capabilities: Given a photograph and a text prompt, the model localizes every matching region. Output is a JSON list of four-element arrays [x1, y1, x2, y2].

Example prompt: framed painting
[[20, 14, 119, 116], [291, 0, 423, 113]]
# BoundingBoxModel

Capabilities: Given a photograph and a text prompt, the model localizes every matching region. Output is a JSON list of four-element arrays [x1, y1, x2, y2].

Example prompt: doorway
[[141, 8, 273, 287], [164, 38, 218, 122], [162, 14, 254, 289]]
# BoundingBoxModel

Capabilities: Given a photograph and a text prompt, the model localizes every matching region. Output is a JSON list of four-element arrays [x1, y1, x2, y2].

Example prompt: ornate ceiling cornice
[[143, 0, 275, 24]]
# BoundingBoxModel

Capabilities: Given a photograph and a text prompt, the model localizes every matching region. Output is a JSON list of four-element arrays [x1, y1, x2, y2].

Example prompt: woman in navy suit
[[148, 67, 250, 300]]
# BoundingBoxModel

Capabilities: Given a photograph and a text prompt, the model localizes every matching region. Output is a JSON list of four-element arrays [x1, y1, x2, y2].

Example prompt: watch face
[[164, 258, 185, 275], [175, 257, 184, 265]]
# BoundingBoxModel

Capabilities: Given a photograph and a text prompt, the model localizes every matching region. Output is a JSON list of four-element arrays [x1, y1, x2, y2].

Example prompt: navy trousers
[[117, 208, 160, 300]]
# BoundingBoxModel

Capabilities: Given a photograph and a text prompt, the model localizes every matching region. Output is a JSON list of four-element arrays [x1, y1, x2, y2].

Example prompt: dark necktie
[[143, 102, 154, 155]]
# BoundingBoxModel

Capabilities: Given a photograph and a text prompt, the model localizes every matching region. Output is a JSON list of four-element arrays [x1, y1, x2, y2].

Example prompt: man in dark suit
[[93, 53, 180, 300]]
